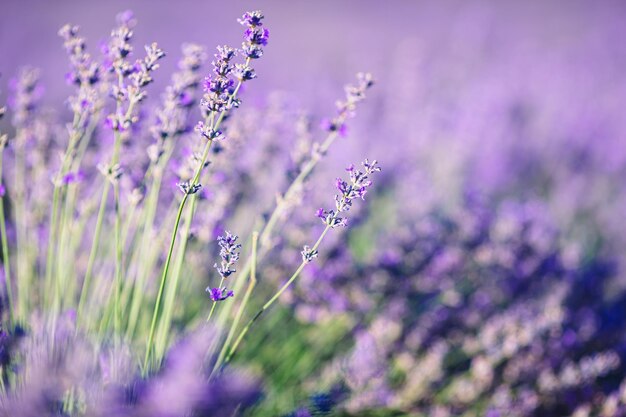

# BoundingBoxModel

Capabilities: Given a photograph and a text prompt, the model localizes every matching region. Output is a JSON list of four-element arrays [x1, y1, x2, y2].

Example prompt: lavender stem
[[222, 225, 331, 368], [0, 149, 14, 324], [143, 57, 250, 371]]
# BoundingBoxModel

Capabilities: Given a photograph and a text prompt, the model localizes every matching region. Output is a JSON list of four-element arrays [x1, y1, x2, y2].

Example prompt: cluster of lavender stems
[[142, 11, 268, 371], [0, 6, 626, 417], [0, 86, 11, 326], [1, 3, 625, 416], [212, 73, 376, 370], [0, 10, 360, 383], [220, 159, 381, 369]]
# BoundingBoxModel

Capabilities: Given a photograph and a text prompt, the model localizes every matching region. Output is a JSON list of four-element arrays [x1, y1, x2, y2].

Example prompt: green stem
[[221, 225, 331, 368], [216, 130, 340, 361], [0, 151, 14, 324], [113, 182, 123, 334], [143, 63, 249, 371], [154, 196, 197, 362], [206, 276, 225, 323], [13, 134, 27, 307], [45, 113, 82, 311], [125, 147, 173, 339], [211, 231, 258, 374], [52, 115, 98, 315], [76, 180, 110, 326], [77, 94, 133, 328], [111, 128, 124, 335], [143, 191, 190, 371], [144, 135, 214, 370]]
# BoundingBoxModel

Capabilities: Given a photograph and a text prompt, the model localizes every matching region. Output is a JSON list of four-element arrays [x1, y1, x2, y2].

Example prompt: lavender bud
[[233, 64, 256, 81], [177, 181, 202, 195], [97, 163, 123, 183], [206, 287, 234, 302], [194, 121, 223, 140], [318, 159, 381, 228], [238, 10, 265, 27], [214, 231, 241, 279], [301, 246, 319, 263], [215, 45, 236, 61]]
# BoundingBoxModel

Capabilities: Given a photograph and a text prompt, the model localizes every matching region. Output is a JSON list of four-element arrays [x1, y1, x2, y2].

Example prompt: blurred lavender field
[[1, 1, 626, 416]]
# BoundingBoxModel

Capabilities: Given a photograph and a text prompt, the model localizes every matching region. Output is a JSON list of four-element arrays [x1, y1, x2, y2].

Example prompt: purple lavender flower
[[58, 24, 101, 117], [177, 180, 202, 195], [301, 245, 318, 263], [317, 159, 381, 228], [214, 231, 241, 279], [233, 63, 257, 81], [194, 121, 222, 140], [239, 10, 269, 67], [58, 25, 99, 86], [199, 44, 238, 115], [238, 10, 265, 27], [104, 11, 165, 131], [322, 72, 374, 135], [206, 287, 234, 302], [61, 171, 85, 185], [149, 44, 206, 163], [9, 67, 43, 127], [242, 27, 270, 59]]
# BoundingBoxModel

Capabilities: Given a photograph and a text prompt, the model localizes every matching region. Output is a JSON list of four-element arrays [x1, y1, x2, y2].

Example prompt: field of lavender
[[1, 1, 626, 416]]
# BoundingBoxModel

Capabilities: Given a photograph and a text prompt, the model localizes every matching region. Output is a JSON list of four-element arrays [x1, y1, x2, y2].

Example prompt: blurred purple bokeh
[[2, 0, 625, 110]]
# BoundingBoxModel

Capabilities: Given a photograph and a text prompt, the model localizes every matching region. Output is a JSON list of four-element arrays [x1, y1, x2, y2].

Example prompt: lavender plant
[[0, 7, 386, 416], [222, 159, 381, 368], [3, 3, 623, 417]]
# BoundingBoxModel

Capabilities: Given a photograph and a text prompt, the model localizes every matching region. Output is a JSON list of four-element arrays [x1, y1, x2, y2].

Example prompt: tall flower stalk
[[47, 24, 101, 314], [206, 231, 241, 321], [76, 11, 165, 328], [8, 67, 42, 320], [124, 43, 206, 339], [219, 159, 381, 369], [143, 10, 268, 371], [216, 72, 374, 367], [0, 102, 13, 324]]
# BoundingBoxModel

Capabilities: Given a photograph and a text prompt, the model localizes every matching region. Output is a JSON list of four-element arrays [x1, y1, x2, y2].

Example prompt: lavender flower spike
[[321, 72, 374, 135], [317, 159, 381, 228], [222, 159, 381, 367], [214, 231, 242, 280], [200, 45, 236, 114], [301, 246, 319, 263]]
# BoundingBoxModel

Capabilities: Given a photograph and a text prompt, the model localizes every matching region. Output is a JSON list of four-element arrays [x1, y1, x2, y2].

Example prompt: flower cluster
[[239, 10, 269, 60], [206, 231, 241, 302], [316, 159, 381, 228], [177, 180, 202, 195], [58, 24, 101, 114], [321, 72, 374, 135], [214, 231, 241, 279], [104, 11, 165, 131], [150, 43, 206, 156], [200, 45, 237, 115], [300, 245, 318, 263], [1, 321, 261, 416], [9, 66, 42, 127], [207, 287, 234, 302], [128, 42, 165, 101], [104, 10, 136, 78]]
